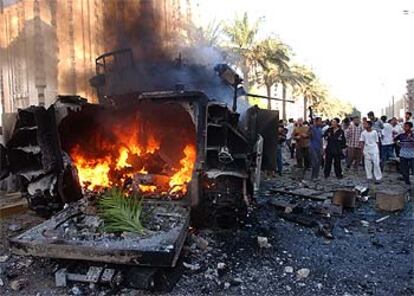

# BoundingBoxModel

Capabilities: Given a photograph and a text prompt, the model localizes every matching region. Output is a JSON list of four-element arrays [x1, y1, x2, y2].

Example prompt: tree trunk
[[303, 95, 308, 120], [282, 82, 287, 121], [266, 84, 272, 110], [242, 61, 249, 93]]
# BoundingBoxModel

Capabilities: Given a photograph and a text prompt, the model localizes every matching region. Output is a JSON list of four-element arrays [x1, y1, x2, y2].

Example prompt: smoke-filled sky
[[194, 0, 414, 115]]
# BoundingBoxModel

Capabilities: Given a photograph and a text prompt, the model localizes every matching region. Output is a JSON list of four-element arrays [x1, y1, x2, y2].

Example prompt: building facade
[[0, 0, 191, 115]]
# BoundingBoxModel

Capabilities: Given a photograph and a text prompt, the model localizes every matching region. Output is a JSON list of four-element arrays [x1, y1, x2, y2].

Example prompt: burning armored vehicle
[[2, 49, 278, 274]]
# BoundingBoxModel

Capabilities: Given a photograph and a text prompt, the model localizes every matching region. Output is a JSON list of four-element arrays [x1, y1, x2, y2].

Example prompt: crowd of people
[[277, 111, 414, 185]]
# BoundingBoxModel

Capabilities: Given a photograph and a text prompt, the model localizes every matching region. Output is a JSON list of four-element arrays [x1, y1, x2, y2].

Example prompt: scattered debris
[[375, 215, 390, 223], [0, 255, 9, 263], [360, 220, 370, 227], [55, 266, 122, 288], [284, 266, 294, 273], [8, 223, 22, 232], [10, 279, 26, 291], [257, 236, 271, 248], [183, 262, 201, 271], [297, 268, 310, 280], [191, 234, 209, 251]]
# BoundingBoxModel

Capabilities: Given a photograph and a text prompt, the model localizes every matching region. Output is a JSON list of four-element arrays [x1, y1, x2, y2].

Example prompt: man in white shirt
[[286, 118, 295, 159], [380, 116, 394, 169], [360, 120, 382, 183]]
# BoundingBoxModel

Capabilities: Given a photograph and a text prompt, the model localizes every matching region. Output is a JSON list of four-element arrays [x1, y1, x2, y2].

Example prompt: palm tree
[[291, 64, 322, 120], [187, 20, 223, 47], [254, 38, 290, 110], [224, 12, 262, 91], [278, 68, 303, 120]]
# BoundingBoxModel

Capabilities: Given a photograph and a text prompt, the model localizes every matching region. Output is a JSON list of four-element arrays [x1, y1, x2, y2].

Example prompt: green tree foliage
[[224, 12, 263, 90]]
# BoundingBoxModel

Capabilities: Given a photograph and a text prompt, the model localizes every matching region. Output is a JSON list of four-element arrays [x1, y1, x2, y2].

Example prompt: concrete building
[[0, 0, 191, 115]]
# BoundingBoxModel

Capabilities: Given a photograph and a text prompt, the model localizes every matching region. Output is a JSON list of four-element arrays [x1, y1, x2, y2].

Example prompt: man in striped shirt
[[395, 122, 414, 185], [345, 116, 363, 170]]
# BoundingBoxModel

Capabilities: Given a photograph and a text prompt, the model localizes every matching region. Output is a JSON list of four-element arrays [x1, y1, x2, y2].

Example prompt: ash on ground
[[0, 162, 413, 296]]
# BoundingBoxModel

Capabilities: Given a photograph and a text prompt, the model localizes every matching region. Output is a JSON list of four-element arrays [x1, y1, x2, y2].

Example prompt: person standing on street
[[391, 117, 403, 157], [276, 124, 287, 176], [310, 117, 323, 180], [404, 112, 414, 126], [360, 120, 382, 184], [293, 118, 311, 172], [345, 116, 363, 170], [395, 122, 414, 185], [380, 116, 395, 169], [324, 118, 346, 179], [286, 118, 296, 159]]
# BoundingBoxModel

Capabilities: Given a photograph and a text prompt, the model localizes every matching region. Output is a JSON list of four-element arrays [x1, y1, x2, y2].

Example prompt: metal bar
[[246, 93, 295, 103]]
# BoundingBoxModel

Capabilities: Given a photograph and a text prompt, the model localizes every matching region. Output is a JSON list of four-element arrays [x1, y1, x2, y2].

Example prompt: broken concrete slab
[[376, 190, 407, 212]]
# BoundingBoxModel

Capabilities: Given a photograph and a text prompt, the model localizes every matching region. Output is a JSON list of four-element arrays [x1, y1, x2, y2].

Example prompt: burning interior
[[59, 100, 196, 197]]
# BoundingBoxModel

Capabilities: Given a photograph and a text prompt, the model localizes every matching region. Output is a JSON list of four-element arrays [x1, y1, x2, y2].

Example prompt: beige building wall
[[0, 0, 191, 115]]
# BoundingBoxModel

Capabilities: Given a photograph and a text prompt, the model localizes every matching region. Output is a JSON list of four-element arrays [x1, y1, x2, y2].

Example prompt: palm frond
[[98, 188, 145, 234]]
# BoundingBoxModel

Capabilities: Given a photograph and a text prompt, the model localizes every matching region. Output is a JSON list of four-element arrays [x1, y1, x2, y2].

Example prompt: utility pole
[[392, 95, 395, 117]]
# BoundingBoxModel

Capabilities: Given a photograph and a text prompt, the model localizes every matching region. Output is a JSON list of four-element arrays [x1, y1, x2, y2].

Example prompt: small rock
[[297, 268, 310, 280], [232, 277, 243, 285], [0, 278, 4, 287], [192, 234, 209, 251], [71, 286, 82, 296], [0, 256, 9, 263], [257, 236, 271, 248], [317, 283, 323, 289], [10, 279, 25, 291], [8, 224, 22, 232], [224, 282, 231, 289], [361, 220, 369, 227], [217, 262, 226, 270], [285, 285, 292, 291], [284, 266, 294, 273], [183, 262, 201, 271]]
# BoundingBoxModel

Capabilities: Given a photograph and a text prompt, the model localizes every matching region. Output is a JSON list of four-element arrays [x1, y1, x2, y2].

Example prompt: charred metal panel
[[10, 200, 190, 267], [244, 107, 278, 171]]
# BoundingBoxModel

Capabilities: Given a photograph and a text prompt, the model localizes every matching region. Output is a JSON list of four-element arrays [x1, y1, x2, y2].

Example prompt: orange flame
[[169, 145, 196, 194], [70, 128, 195, 196]]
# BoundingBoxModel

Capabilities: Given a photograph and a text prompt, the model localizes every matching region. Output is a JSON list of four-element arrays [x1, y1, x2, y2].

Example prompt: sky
[[193, 0, 414, 115]]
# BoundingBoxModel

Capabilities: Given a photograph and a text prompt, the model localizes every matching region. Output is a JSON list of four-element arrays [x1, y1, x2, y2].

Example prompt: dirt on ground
[[0, 162, 413, 296]]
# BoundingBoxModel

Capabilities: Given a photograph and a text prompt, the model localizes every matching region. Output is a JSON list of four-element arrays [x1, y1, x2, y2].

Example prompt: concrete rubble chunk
[[284, 266, 294, 273], [376, 190, 407, 212], [297, 268, 310, 280], [257, 236, 271, 248]]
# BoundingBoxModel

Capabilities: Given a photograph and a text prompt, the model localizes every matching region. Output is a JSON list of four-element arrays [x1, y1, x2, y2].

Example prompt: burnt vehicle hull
[[4, 49, 278, 267]]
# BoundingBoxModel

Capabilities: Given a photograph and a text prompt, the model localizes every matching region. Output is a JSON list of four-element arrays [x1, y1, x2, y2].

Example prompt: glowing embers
[[68, 111, 196, 198]]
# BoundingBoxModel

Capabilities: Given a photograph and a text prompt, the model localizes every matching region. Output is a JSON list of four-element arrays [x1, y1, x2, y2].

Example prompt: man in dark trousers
[[324, 118, 346, 179], [310, 117, 323, 180], [395, 122, 414, 185]]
